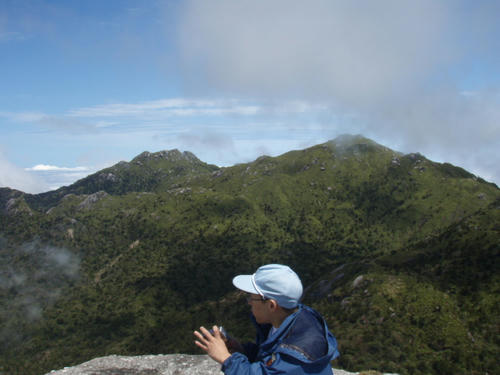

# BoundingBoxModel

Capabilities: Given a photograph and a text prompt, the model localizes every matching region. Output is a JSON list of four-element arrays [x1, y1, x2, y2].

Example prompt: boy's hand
[[194, 326, 231, 364]]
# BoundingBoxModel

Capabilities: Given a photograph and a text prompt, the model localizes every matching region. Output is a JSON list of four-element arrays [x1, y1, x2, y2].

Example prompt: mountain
[[0, 135, 498, 375], [21, 149, 219, 211]]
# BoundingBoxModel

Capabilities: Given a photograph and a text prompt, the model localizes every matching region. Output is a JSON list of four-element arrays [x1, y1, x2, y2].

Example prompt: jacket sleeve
[[221, 352, 306, 375]]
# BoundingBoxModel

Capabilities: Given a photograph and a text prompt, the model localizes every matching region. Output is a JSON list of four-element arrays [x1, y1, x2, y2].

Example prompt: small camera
[[219, 326, 229, 339], [208, 326, 230, 340]]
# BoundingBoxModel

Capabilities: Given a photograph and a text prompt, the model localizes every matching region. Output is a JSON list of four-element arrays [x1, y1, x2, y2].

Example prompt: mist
[[0, 239, 80, 346], [176, 0, 500, 183], [0, 150, 48, 193]]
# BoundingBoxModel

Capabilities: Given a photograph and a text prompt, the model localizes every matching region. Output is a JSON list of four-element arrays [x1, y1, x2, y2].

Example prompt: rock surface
[[77, 191, 108, 210], [45, 354, 396, 375], [46, 354, 220, 375]]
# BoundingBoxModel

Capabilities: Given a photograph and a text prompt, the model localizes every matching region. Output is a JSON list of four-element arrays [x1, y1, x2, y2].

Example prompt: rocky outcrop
[[77, 191, 108, 210], [97, 172, 119, 183], [45, 354, 396, 375], [4, 196, 33, 216], [132, 150, 202, 164], [45, 354, 221, 375]]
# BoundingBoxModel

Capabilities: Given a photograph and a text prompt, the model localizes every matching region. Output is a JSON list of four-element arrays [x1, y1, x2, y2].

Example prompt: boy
[[194, 264, 339, 375]]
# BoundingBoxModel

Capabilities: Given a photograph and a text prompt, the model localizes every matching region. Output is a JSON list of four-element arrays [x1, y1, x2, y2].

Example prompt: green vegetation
[[0, 135, 498, 375]]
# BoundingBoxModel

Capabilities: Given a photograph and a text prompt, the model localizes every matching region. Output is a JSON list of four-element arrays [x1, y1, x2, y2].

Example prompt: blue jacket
[[222, 305, 339, 375]]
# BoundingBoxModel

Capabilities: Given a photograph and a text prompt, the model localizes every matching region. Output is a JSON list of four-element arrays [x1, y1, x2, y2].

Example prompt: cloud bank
[[178, 0, 453, 103], [177, 0, 500, 183], [0, 151, 48, 193], [25, 164, 89, 172]]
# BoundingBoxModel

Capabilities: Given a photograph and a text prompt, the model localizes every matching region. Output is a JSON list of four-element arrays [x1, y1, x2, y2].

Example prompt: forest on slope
[[0, 135, 498, 375]]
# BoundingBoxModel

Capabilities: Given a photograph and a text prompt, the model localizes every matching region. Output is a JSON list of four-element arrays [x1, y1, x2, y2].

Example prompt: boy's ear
[[268, 299, 278, 311]]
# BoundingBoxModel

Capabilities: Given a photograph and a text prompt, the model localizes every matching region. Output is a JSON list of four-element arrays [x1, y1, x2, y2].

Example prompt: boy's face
[[247, 293, 272, 324]]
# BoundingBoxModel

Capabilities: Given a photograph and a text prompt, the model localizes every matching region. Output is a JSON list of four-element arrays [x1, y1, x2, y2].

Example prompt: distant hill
[[0, 135, 498, 375], [21, 149, 219, 211]]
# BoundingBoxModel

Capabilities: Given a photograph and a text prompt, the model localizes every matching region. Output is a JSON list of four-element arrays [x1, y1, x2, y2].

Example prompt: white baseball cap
[[232, 264, 303, 308]]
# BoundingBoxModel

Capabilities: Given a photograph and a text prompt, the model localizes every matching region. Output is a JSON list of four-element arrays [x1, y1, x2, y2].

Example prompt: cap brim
[[232, 275, 258, 294]]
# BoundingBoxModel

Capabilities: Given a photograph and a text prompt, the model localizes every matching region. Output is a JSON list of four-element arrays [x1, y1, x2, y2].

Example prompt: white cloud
[[23, 164, 96, 192], [0, 156, 95, 194], [38, 115, 99, 133], [68, 98, 260, 118], [176, 0, 500, 185], [0, 111, 100, 133], [25, 164, 89, 172], [0, 111, 45, 122], [178, 0, 455, 105], [0, 152, 48, 193]]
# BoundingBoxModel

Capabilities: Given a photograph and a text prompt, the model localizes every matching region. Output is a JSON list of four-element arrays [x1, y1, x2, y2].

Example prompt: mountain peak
[[328, 134, 386, 150], [317, 134, 392, 158], [132, 150, 202, 164], [332, 133, 367, 144]]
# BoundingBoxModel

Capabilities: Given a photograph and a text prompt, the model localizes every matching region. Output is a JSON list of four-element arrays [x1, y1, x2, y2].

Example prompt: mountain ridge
[[18, 148, 219, 211], [2, 134, 496, 207]]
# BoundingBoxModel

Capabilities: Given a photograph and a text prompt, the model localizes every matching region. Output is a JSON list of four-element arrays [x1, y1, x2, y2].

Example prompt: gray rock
[[212, 170, 224, 178], [77, 191, 108, 210], [44, 354, 397, 375], [5, 198, 17, 212], [352, 275, 364, 288], [5, 197, 32, 216], [45, 354, 222, 375], [98, 172, 118, 183]]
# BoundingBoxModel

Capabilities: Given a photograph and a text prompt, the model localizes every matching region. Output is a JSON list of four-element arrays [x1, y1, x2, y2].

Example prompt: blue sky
[[1, 0, 499, 193]]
